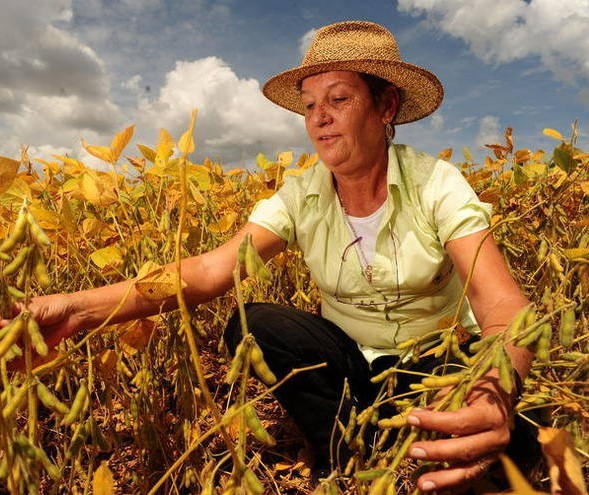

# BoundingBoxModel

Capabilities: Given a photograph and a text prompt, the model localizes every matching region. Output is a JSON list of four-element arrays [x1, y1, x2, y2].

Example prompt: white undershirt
[[345, 201, 387, 268]]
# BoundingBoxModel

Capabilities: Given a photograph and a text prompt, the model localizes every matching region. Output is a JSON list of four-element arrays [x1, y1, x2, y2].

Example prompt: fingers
[[415, 456, 497, 493], [409, 428, 509, 463], [406, 401, 506, 437]]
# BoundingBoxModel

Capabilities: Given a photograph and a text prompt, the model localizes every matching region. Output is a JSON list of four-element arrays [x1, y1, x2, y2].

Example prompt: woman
[[2, 21, 532, 493]]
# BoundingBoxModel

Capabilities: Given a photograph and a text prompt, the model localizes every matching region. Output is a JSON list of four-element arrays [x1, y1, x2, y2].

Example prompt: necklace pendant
[[365, 265, 373, 283]]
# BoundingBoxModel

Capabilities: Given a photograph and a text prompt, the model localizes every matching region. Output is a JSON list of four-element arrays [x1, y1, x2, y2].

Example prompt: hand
[[1, 293, 81, 370], [406, 373, 513, 494]]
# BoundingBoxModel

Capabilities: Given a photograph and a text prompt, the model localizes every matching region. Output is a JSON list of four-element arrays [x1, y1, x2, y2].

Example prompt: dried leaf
[[208, 211, 237, 234], [119, 319, 156, 354], [0, 156, 20, 195], [438, 148, 453, 161], [498, 454, 548, 494], [92, 461, 115, 495], [135, 263, 186, 301], [95, 349, 117, 377], [538, 427, 588, 495]]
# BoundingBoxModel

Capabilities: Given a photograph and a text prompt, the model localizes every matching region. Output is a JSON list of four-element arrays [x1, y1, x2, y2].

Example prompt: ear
[[381, 86, 400, 124]]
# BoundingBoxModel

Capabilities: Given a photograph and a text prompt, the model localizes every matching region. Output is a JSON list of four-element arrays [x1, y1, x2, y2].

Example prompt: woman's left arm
[[407, 229, 533, 493]]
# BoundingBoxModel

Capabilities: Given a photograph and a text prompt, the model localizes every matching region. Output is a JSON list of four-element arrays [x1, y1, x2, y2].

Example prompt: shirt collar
[[304, 143, 403, 209]]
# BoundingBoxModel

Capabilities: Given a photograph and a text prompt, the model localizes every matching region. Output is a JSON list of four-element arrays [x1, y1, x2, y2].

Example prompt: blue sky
[[1, 0, 588, 168]]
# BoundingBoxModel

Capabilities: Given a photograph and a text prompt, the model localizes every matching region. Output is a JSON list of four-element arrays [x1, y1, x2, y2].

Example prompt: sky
[[1, 0, 588, 169]]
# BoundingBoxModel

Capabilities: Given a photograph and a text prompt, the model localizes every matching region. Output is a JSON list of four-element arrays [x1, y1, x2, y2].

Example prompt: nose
[[309, 103, 333, 127]]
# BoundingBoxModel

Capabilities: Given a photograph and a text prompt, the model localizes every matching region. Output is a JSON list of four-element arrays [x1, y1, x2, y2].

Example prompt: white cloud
[[299, 29, 316, 58], [0, 0, 123, 158], [136, 57, 309, 165], [397, 0, 589, 89], [430, 113, 444, 131], [475, 115, 501, 148]]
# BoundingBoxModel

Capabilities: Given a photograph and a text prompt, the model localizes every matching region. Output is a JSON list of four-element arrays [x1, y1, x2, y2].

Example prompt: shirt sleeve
[[425, 160, 493, 245], [248, 192, 297, 247]]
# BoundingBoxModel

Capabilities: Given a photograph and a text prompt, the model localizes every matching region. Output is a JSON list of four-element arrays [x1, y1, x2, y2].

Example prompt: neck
[[334, 157, 388, 217]]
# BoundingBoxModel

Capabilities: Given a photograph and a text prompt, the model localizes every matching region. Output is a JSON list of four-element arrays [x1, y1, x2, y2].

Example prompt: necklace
[[336, 189, 377, 283]]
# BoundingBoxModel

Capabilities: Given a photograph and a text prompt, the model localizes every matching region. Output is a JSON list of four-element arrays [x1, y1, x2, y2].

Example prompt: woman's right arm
[[2, 222, 287, 352]]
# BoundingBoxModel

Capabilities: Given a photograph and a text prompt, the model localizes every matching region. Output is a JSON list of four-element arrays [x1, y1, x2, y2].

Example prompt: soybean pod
[[244, 403, 276, 446], [249, 341, 277, 385]]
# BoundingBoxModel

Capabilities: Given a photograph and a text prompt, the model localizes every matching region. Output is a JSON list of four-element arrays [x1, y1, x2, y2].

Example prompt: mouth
[[317, 134, 339, 143]]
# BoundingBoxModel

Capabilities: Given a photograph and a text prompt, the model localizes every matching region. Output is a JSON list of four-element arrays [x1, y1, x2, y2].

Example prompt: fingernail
[[406, 414, 420, 426], [409, 447, 427, 459], [421, 480, 436, 491]]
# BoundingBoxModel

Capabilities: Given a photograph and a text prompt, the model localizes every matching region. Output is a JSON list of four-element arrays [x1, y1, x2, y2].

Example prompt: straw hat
[[263, 21, 444, 125]]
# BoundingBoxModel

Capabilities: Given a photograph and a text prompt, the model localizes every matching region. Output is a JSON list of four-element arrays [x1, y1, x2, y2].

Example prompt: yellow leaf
[[538, 427, 588, 495], [462, 146, 474, 162], [296, 152, 318, 169], [155, 129, 175, 168], [0, 156, 20, 195], [256, 153, 273, 170], [135, 262, 186, 301], [208, 211, 237, 234], [579, 181, 589, 196], [277, 151, 293, 168], [90, 245, 124, 274], [186, 163, 211, 191], [92, 461, 114, 495], [95, 349, 118, 377], [178, 109, 198, 155], [118, 319, 156, 355], [81, 140, 114, 163], [110, 125, 135, 162], [543, 128, 564, 141], [522, 163, 547, 178], [137, 144, 157, 163], [498, 454, 548, 494]]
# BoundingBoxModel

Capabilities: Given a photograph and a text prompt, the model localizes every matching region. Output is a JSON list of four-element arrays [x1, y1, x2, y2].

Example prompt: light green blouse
[[249, 144, 492, 363]]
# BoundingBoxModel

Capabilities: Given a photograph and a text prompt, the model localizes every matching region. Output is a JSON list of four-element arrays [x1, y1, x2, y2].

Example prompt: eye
[[332, 96, 348, 104]]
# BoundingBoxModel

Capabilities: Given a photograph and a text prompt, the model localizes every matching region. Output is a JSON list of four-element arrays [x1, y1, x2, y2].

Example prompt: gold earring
[[385, 122, 394, 142]]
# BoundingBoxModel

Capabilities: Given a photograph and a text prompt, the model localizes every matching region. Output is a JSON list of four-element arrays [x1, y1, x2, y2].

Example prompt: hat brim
[[263, 60, 444, 125]]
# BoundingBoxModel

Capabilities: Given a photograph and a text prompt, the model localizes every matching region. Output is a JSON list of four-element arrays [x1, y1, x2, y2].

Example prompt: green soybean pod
[[66, 420, 90, 460], [421, 372, 464, 389], [559, 307, 576, 350], [2, 382, 29, 420], [0, 208, 28, 254], [225, 339, 247, 384], [27, 212, 51, 247], [37, 381, 69, 415], [2, 246, 32, 277], [244, 404, 276, 446], [6, 286, 26, 300], [515, 322, 546, 348], [26, 316, 48, 357], [33, 255, 51, 289], [536, 323, 552, 363], [249, 341, 277, 385], [0, 316, 25, 361], [243, 468, 264, 495], [61, 379, 89, 426]]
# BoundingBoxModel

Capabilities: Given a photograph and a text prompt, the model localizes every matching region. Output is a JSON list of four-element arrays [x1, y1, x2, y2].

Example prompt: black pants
[[223, 303, 540, 472]]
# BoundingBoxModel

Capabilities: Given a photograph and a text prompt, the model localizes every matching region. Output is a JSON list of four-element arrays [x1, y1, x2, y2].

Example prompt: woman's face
[[301, 71, 395, 175]]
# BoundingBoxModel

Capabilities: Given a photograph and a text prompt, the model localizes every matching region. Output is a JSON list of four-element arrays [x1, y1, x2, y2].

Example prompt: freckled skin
[[301, 71, 391, 178]]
